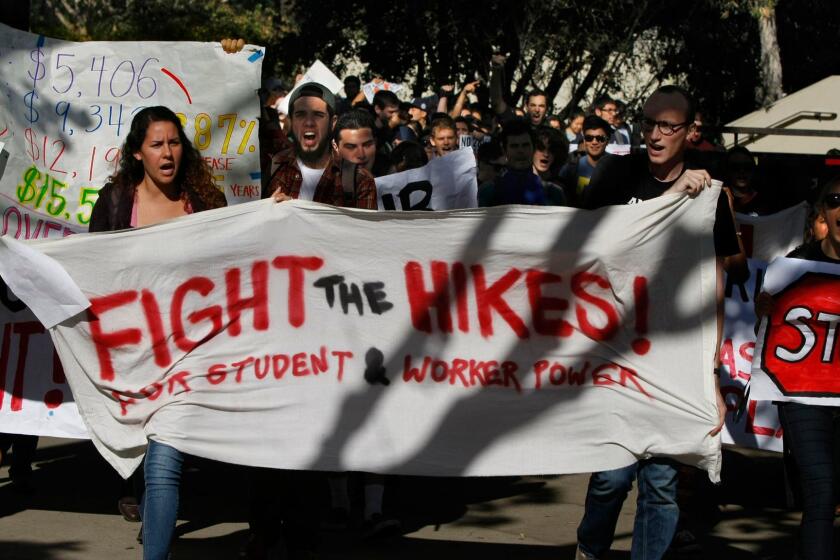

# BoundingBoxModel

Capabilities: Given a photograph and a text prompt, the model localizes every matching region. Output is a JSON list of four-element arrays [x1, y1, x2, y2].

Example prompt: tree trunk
[[561, 52, 610, 117], [756, 2, 783, 106], [510, 48, 543, 107], [545, 58, 574, 115]]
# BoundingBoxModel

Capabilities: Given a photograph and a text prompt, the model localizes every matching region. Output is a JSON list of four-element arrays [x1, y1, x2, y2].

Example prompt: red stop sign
[[761, 272, 840, 396]]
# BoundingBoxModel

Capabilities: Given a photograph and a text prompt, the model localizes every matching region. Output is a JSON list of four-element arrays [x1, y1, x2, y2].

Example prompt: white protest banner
[[277, 60, 343, 115], [0, 22, 263, 240], [750, 257, 840, 406], [362, 80, 404, 104], [719, 205, 808, 451], [719, 259, 783, 450], [0, 190, 723, 480], [0, 283, 87, 439], [375, 149, 477, 210]]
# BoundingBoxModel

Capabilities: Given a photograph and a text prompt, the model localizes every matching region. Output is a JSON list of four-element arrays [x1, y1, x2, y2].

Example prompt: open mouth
[[302, 131, 317, 147], [160, 162, 175, 175]]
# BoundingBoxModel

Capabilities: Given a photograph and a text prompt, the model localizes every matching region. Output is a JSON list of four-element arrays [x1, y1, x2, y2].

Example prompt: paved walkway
[[0, 437, 833, 559]]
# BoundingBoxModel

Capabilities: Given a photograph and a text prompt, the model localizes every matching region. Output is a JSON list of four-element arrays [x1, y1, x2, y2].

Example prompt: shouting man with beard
[[265, 82, 377, 209]]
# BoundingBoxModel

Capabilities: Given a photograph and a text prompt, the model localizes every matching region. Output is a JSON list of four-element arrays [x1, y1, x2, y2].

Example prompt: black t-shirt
[[581, 152, 740, 257], [786, 240, 840, 264]]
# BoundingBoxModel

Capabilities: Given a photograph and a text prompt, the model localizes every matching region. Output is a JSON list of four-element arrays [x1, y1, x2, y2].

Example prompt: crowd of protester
[[2, 43, 839, 560]]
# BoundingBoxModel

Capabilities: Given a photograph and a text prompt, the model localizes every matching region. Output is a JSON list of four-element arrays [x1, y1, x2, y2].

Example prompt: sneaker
[[321, 507, 350, 531], [9, 473, 35, 495], [575, 545, 598, 560], [361, 513, 400, 539], [118, 497, 141, 522]]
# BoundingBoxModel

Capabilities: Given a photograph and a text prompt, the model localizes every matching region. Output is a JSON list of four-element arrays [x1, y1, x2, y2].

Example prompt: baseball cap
[[410, 95, 438, 112], [287, 82, 336, 114]]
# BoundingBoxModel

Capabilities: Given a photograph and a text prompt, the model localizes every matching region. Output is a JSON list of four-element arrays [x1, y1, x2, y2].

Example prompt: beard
[[293, 134, 331, 166]]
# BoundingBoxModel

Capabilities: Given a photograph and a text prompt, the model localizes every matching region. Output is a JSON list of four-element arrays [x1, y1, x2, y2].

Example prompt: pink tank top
[[130, 191, 194, 227]]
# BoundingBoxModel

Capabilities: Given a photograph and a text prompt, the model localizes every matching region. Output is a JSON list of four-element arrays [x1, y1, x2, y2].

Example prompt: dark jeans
[[247, 468, 321, 551], [577, 459, 679, 559], [778, 402, 840, 560], [142, 440, 184, 560], [0, 433, 38, 481]]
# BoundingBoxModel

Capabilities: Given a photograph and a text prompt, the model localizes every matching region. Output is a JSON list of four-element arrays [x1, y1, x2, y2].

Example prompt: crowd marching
[[2, 38, 839, 560]]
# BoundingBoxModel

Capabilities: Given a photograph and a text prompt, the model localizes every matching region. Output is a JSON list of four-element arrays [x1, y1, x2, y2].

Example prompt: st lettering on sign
[[760, 272, 840, 396]]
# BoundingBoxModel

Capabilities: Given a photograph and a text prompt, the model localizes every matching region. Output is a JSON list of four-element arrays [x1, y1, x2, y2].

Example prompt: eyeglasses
[[584, 134, 608, 143], [824, 193, 840, 209], [640, 117, 690, 136]]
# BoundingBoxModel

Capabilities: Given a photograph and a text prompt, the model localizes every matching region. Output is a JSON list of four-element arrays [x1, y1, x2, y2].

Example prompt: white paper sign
[[362, 81, 404, 104], [751, 257, 840, 406], [568, 144, 631, 155], [277, 60, 343, 115], [375, 149, 477, 210]]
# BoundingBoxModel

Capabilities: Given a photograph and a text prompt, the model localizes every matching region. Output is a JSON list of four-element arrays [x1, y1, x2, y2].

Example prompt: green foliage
[[28, 0, 840, 124], [652, 0, 763, 123], [776, 0, 840, 95], [31, 1, 283, 74]]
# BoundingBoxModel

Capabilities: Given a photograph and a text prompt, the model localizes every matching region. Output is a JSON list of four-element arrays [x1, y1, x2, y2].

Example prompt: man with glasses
[[594, 95, 633, 145], [559, 115, 611, 205], [593, 95, 618, 126], [576, 85, 738, 560]]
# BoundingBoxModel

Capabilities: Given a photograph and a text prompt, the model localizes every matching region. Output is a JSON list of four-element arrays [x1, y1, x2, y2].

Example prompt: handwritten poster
[[0, 23, 264, 242], [751, 257, 840, 406], [719, 204, 808, 451]]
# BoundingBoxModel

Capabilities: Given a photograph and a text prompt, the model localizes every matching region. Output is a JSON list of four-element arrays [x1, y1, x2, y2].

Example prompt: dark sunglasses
[[584, 134, 607, 143], [824, 192, 840, 209]]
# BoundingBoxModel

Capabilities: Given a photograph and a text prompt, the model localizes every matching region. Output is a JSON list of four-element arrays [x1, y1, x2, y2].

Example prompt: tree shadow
[[305, 199, 722, 479], [0, 540, 84, 560]]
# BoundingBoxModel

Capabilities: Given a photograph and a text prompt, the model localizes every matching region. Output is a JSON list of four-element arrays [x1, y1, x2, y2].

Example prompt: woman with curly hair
[[88, 106, 226, 560], [89, 105, 226, 231]]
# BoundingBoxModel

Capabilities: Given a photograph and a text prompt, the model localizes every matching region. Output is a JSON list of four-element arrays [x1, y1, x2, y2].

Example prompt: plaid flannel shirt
[[265, 152, 377, 209]]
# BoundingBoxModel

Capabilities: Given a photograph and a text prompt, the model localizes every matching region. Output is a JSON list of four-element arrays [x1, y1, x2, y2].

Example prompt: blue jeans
[[778, 402, 839, 560], [577, 459, 679, 559], [142, 440, 184, 560]]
